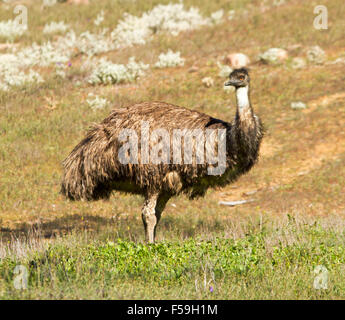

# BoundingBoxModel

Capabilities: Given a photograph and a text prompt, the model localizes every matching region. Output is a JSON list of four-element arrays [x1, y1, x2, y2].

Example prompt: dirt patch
[[259, 137, 283, 158], [303, 91, 345, 114]]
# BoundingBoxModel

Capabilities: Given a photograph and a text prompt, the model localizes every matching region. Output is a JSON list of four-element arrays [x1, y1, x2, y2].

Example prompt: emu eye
[[239, 75, 245, 81]]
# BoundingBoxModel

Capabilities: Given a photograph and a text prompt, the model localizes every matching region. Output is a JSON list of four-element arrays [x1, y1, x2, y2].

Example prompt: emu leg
[[153, 193, 170, 241], [142, 192, 170, 243], [142, 193, 159, 243]]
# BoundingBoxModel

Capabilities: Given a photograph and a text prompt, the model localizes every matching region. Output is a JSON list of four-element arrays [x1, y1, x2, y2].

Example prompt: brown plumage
[[61, 68, 264, 242]]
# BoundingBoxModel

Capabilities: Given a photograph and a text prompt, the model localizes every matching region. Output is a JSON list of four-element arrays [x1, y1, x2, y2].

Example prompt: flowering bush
[[55, 62, 68, 78], [111, 3, 211, 47], [0, 68, 43, 91], [154, 50, 185, 68], [0, 53, 42, 90], [16, 41, 70, 67], [43, 21, 69, 35], [86, 93, 109, 111], [12, 29, 114, 72], [88, 57, 149, 85], [0, 3, 230, 90], [0, 19, 26, 41], [75, 30, 115, 56]]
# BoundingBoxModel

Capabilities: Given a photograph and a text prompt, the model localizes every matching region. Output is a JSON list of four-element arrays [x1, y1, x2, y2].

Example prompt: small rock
[[259, 48, 288, 65], [297, 171, 308, 176], [171, 203, 176, 208], [217, 62, 232, 78], [225, 53, 250, 68], [219, 199, 255, 206], [286, 44, 303, 54], [306, 46, 326, 64], [202, 77, 214, 88], [291, 101, 307, 109], [290, 57, 307, 69]]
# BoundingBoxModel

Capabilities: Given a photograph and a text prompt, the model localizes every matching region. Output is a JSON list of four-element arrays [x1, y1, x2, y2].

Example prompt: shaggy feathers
[[61, 101, 263, 201]]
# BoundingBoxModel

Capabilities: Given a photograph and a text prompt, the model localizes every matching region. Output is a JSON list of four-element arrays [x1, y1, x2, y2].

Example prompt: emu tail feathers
[[60, 131, 114, 201]]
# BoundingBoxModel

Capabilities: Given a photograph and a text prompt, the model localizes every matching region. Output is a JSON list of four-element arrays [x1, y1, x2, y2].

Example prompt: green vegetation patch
[[1, 223, 344, 299]]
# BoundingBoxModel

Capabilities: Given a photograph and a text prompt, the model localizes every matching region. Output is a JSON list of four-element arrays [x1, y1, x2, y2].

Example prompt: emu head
[[225, 68, 250, 88]]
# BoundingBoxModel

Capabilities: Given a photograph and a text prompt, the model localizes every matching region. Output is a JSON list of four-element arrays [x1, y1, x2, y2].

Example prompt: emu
[[61, 68, 263, 243]]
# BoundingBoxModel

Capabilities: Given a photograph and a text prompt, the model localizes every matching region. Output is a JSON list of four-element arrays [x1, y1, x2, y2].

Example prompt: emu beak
[[224, 80, 233, 86]]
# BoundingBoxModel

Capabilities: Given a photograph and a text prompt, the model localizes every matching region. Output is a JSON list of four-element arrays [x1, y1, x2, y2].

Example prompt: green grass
[[1, 218, 344, 299]]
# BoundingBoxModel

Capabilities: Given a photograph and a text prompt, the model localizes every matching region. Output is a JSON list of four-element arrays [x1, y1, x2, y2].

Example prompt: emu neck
[[235, 85, 254, 125], [236, 85, 251, 114]]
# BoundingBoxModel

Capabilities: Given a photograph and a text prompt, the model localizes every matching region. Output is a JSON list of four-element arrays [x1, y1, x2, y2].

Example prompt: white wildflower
[[0, 3, 230, 89], [55, 69, 66, 78], [0, 53, 44, 90], [55, 30, 115, 57], [0, 53, 19, 70], [11, 29, 114, 72], [0, 67, 43, 91], [210, 9, 224, 24], [111, 13, 151, 47], [16, 41, 70, 67], [0, 19, 26, 41], [43, 21, 69, 35], [88, 57, 149, 85], [154, 50, 185, 68], [94, 10, 105, 26], [86, 93, 109, 111], [75, 30, 115, 56], [55, 62, 67, 78]]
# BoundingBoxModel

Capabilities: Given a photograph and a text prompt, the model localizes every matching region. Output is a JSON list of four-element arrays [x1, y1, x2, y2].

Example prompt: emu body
[[61, 69, 263, 243]]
